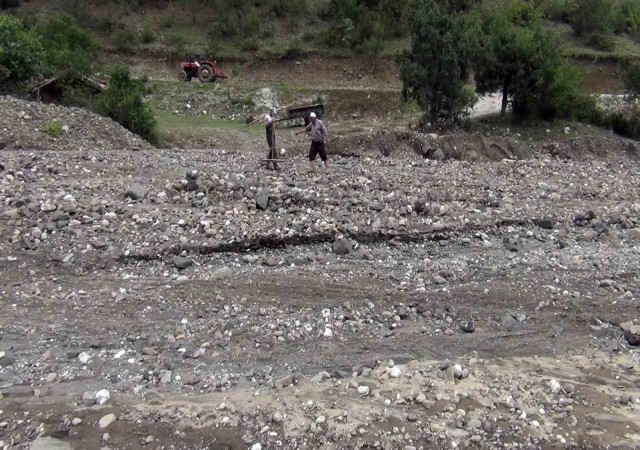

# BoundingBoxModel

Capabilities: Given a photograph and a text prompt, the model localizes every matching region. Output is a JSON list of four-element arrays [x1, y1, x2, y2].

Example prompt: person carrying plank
[[248, 111, 279, 170], [295, 112, 328, 172]]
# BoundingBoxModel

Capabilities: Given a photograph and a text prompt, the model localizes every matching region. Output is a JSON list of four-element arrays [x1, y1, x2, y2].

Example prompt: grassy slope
[[15, 0, 640, 62]]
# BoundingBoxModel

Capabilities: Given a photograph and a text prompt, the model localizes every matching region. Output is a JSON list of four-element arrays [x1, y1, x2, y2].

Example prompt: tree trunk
[[501, 82, 509, 117]]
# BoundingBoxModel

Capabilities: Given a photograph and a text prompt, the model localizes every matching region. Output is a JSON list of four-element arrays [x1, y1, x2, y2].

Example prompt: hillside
[[6, 0, 640, 75]]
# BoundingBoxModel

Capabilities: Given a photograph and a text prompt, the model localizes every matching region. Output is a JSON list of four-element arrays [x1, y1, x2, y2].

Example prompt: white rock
[[251, 444, 262, 450], [78, 352, 91, 364], [95, 389, 110, 405], [357, 386, 370, 396], [548, 379, 562, 395], [387, 366, 402, 378], [323, 328, 333, 337]]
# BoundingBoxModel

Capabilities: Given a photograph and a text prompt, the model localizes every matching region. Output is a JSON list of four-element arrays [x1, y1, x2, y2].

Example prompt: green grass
[[156, 111, 259, 131], [155, 110, 263, 145]]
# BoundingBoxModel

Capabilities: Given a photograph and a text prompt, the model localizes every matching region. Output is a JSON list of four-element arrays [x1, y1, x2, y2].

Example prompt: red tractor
[[179, 56, 228, 83]]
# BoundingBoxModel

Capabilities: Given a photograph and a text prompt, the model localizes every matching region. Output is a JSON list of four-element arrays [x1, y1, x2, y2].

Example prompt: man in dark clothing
[[296, 112, 328, 171]]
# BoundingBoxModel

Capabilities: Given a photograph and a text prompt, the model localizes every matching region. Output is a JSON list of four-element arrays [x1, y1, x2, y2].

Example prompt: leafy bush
[[366, 20, 385, 71], [159, 14, 177, 29], [168, 31, 187, 55], [323, 17, 354, 47], [240, 38, 260, 52], [140, 18, 155, 44], [284, 39, 306, 59], [0, 14, 43, 85], [34, 15, 100, 76], [543, 0, 575, 21], [43, 121, 63, 137], [241, 8, 260, 37], [571, 0, 615, 48], [612, 0, 640, 33], [208, 22, 221, 53], [98, 66, 158, 145], [58, 0, 94, 28], [112, 26, 138, 50], [93, 15, 116, 34], [625, 62, 640, 99]]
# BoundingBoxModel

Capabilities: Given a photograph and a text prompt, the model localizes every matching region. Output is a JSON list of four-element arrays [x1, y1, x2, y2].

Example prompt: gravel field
[[1, 96, 640, 450]]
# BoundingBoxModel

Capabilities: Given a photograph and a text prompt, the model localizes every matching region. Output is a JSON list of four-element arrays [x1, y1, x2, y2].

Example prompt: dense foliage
[[0, 13, 42, 84], [475, 0, 594, 120], [400, 0, 600, 127], [34, 14, 100, 76], [399, 0, 481, 127], [98, 66, 158, 145], [543, 0, 640, 50]]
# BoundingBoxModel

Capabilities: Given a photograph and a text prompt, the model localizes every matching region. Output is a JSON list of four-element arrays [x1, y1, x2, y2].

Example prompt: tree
[[475, 0, 593, 119], [0, 14, 43, 85], [366, 20, 384, 73], [399, 0, 481, 128], [98, 66, 158, 145], [34, 15, 100, 76]]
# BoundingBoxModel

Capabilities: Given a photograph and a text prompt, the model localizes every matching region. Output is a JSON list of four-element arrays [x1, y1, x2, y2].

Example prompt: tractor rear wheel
[[198, 65, 214, 82], [178, 71, 189, 82]]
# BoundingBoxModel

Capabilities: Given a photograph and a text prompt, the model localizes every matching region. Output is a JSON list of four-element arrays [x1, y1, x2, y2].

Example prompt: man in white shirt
[[295, 112, 328, 172]]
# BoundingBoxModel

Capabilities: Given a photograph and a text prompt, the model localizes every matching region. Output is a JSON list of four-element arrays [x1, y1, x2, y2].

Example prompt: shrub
[[140, 18, 155, 44], [34, 14, 100, 76], [43, 120, 63, 137], [240, 38, 260, 52], [58, 0, 94, 28], [284, 39, 305, 59], [0, 14, 43, 84], [112, 26, 138, 50], [323, 17, 354, 47], [159, 14, 178, 29], [168, 31, 187, 55], [612, 0, 640, 33], [241, 8, 260, 37], [543, 0, 574, 21], [98, 66, 158, 145], [625, 63, 640, 99], [93, 15, 116, 34], [571, 0, 615, 48]]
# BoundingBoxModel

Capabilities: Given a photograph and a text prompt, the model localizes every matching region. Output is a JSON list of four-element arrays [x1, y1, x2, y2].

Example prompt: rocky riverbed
[[1, 98, 640, 449]]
